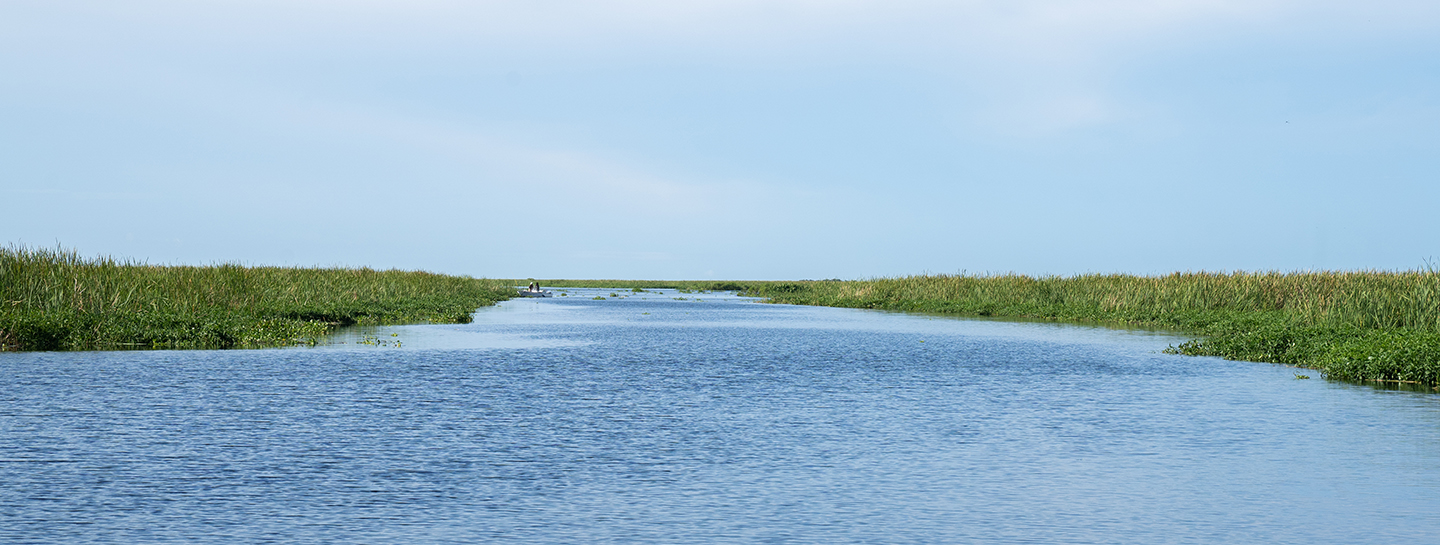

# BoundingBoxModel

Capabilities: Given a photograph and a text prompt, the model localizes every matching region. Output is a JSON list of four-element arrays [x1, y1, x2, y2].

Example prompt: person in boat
[[527, 282, 536, 292]]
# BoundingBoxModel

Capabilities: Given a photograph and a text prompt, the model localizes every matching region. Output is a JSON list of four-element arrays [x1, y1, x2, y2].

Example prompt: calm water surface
[[3, 289, 1439, 543]]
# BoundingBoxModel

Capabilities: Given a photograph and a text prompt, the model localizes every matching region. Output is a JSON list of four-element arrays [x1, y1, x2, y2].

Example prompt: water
[[3, 288, 1439, 543]]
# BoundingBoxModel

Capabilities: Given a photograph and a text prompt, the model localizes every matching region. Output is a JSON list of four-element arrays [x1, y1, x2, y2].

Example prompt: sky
[[2, 0, 1437, 280]]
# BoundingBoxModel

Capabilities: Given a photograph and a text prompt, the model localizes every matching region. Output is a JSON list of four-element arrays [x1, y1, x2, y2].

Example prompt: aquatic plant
[[736, 272, 1440, 386], [0, 245, 513, 351], [358, 333, 403, 347]]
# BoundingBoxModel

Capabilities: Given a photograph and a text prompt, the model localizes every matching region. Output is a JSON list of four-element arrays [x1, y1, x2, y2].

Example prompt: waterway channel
[[3, 288, 1438, 543]]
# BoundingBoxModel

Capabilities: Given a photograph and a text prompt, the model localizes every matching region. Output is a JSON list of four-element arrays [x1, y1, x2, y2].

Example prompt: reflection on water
[[2, 288, 1439, 543]]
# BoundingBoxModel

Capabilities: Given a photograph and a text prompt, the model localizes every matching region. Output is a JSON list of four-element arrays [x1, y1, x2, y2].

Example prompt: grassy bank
[[0, 246, 514, 351], [734, 273, 1440, 387], [14, 250, 1436, 385]]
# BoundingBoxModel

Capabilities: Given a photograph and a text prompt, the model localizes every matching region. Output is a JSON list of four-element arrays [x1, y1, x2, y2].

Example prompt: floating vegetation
[[0, 245, 512, 351], [592, 296, 606, 300], [358, 333, 402, 348]]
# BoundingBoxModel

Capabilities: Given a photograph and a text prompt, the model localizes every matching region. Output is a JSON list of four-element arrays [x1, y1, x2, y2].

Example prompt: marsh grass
[[55, 261, 1422, 385], [1, 245, 513, 350], [735, 273, 1440, 386]]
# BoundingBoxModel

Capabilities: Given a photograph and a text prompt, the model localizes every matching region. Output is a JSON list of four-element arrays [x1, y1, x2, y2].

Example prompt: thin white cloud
[[11, 0, 1430, 60], [12, 0, 1429, 141], [153, 67, 793, 220]]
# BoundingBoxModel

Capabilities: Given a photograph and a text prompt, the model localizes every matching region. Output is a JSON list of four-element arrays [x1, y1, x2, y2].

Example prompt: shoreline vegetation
[[5, 246, 1438, 387], [541, 274, 1440, 387], [0, 246, 514, 351]]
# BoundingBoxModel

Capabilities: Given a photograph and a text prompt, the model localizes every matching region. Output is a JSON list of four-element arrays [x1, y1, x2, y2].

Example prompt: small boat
[[518, 286, 553, 297]]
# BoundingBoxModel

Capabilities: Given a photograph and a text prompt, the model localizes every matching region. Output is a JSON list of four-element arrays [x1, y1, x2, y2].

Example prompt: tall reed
[[0, 245, 513, 350], [733, 273, 1440, 386]]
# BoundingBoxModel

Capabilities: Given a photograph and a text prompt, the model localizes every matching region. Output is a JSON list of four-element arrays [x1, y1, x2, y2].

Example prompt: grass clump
[[736, 272, 1440, 386], [0, 245, 514, 351]]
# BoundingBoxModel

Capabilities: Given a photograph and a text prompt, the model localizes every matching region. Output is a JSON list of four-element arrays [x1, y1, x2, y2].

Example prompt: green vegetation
[[736, 273, 1440, 387], [11, 246, 1435, 386], [1, 245, 513, 351]]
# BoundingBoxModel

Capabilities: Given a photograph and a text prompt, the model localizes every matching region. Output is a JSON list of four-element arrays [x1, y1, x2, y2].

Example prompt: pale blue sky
[[3, 1, 1437, 279]]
